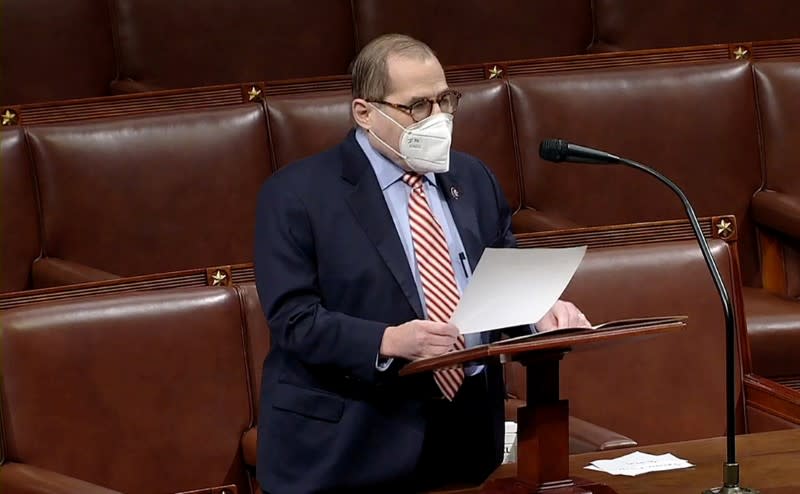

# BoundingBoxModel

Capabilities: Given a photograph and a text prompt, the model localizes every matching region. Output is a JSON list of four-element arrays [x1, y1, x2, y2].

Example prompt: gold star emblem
[[733, 47, 749, 60], [488, 65, 503, 79], [247, 86, 262, 101], [716, 219, 733, 237], [2, 109, 17, 126], [211, 270, 228, 286]]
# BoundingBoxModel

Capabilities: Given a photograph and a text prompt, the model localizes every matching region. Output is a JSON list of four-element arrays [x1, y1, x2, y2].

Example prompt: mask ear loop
[[367, 103, 409, 160], [368, 128, 408, 160], [369, 103, 407, 130]]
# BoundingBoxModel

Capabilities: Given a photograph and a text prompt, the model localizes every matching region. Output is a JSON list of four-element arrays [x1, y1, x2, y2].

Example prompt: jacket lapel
[[436, 168, 483, 271], [340, 132, 424, 319]]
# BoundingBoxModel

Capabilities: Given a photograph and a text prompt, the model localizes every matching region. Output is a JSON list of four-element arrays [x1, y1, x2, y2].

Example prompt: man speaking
[[254, 34, 588, 493]]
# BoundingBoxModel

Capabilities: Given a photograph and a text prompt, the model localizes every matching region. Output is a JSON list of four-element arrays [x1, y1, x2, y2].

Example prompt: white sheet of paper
[[450, 246, 586, 335], [584, 451, 694, 477]]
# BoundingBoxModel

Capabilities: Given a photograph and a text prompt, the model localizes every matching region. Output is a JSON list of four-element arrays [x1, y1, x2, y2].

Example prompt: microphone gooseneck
[[539, 139, 755, 494]]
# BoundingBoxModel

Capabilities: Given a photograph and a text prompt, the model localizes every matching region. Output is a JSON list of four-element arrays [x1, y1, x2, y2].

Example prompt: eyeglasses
[[369, 89, 462, 122]]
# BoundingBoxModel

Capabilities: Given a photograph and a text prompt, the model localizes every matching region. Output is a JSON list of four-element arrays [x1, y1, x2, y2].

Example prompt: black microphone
[[538, 138, 620, 164], [539, 139, 756, 494]]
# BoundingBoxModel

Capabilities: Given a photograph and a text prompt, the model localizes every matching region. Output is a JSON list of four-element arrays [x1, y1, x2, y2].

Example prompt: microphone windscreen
[[539, 139, 568, 162]]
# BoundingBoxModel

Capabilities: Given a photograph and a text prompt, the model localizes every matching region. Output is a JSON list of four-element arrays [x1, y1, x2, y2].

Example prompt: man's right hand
[[380, 320, 459, 360]]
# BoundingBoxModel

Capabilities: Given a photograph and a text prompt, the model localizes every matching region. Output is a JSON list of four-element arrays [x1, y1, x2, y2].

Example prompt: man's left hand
[[536, 300, 590, 331]]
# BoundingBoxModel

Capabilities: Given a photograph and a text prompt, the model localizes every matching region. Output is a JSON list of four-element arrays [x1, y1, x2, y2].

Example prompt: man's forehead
[[385, 54, 448, 99]]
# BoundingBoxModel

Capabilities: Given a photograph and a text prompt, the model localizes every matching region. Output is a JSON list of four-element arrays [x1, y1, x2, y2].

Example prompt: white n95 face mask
[[369, 105, 454, 174]]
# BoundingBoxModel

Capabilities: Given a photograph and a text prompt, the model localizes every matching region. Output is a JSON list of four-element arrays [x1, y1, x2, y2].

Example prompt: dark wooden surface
[[400, 318, 687, 376], [431, 429, 800, 493]]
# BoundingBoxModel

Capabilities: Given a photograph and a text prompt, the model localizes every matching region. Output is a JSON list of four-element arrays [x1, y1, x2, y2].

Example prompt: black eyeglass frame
[[368, 89, 462, 122]]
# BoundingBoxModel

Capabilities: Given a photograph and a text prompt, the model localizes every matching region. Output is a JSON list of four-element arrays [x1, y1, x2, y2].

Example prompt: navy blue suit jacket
[[254, 131, 517, 493]]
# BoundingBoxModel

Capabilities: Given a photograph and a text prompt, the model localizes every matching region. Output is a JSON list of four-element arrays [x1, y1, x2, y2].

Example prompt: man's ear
[[352, 98, 372, 129]]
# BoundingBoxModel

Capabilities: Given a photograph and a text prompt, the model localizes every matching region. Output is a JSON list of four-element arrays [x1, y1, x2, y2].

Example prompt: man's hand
[[536, 300, 591, 332], [380, 320, 459, 360]]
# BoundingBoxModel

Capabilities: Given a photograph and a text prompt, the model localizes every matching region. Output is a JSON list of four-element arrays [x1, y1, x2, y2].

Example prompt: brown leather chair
[[0, 0, 115, 105], [509, 61, 762, 277], [265, 89, 352, 170], [507, 235, 748, 445], [24, 104, 271, 287], [352, 0, 593, 66], [508, 59, 800, 378], [452, 80, 523, 213], [563, 238, 746, 443], [6, 0, 800, 106], [752, 60, 800, 259], [109, 0, 356, 93], [266, 80, 522, 210], [0, 287, 253, 494], [590, 0, 800, 52], [1, 129, 41, 292], [746, 60, 800, 377]]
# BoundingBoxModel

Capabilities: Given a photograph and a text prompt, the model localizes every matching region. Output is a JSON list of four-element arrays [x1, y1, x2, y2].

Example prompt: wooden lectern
[[400, 317, 687, 494]]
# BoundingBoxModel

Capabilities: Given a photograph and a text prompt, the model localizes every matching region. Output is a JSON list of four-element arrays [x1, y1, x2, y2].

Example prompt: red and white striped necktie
[[403, 172, 465, 401]]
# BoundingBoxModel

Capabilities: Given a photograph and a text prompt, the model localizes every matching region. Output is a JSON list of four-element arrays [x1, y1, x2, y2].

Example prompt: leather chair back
[[509, 61, 763, 283], [591, 0, 800, 52], [1, 287, 253, 493], [561, 239, 744, 444], [507, 238, 745, 444], [353, 0, 592, 65], [454, 80, 522, 210], [266, 80, 522, 209], [111, 0, 356, 89], [0, 0, 115, 104], [266, 90, 352, 169], [26, 104, 271, 277]]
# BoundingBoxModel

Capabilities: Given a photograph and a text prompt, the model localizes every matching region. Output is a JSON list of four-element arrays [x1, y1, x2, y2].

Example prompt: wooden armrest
[[31, 257, 119, 289], [751, 189, 800, 240], [744, 373, 800, 427], [0, 463, 123, 494]]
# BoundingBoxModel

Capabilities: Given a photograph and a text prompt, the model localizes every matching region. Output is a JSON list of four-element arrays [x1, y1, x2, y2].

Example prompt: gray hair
[[351, 34, 437, 100]]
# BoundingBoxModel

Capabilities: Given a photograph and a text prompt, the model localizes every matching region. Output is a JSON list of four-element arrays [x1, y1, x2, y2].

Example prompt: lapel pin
[[450, 186, 460, 200]]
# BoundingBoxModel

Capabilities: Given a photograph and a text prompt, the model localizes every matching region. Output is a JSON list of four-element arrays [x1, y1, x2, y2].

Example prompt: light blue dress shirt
[[355, 129, 485, 375]]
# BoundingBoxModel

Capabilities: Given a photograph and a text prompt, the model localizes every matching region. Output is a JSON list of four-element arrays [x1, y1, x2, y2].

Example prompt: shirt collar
[[355, 128, 436, 191]]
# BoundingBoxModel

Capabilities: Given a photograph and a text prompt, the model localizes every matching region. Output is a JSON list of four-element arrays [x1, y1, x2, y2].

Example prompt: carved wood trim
[[514, 216, 734, 249], [0, 263, 254, 311], [744, 374, 800, 425]]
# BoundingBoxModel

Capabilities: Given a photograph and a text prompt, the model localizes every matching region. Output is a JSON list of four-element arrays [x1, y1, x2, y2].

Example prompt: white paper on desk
[[450, 246, 586, 335], [584, 451, 694, 477]]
